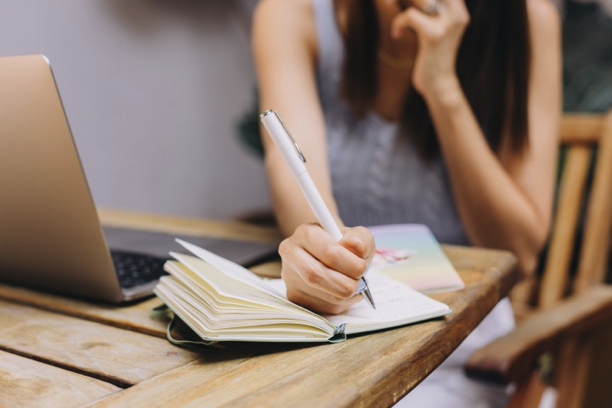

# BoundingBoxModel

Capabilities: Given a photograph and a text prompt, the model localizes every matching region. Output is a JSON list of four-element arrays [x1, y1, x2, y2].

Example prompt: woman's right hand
[[278, 224, 376, 315]]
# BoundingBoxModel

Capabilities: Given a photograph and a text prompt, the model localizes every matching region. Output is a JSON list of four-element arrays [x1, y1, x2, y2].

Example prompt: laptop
[[0, 54, 278, 303]]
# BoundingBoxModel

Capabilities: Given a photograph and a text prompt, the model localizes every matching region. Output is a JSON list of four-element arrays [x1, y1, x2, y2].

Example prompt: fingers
[[278, 223, 376, 314], [340, 226, 376, 264], [406, 0, 442, 15], [279, 236, 361, 298], [292, 224, 368, 280], [391, 0, 469, 40], [285, 280, 364, 315]]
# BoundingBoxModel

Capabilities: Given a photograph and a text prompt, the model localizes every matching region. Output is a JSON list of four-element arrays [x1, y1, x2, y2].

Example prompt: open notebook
[[154, 240, 451, 344]]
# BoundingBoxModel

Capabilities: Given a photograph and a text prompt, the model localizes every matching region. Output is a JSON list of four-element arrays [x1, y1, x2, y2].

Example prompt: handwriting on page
[[324, 271, 446, 326], [267, 271, 447, 327]]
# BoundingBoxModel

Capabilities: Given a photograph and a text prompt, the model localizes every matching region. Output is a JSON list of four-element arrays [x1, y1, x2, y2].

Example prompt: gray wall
[[0, 0, 270, 219]]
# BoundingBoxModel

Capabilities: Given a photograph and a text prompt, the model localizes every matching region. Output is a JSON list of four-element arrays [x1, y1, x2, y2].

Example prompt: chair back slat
[[539, 145, 592, 308], [574, 111, 612, 293], [538, 111, 612, 309], [560, 114, 605, 144]]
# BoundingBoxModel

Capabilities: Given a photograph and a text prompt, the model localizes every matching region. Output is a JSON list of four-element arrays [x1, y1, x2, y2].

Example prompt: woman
[[252, 0, 560, 405]]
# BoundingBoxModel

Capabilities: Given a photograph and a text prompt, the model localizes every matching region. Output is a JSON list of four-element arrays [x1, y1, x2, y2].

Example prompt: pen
[[260, 109, 376, 310]]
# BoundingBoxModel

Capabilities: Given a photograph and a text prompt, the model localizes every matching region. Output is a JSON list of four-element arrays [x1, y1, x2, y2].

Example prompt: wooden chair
[[465, 110, 612, 408]]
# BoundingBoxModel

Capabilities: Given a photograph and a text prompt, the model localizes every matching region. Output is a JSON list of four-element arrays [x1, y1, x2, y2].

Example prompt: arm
[[252, 0, 374, 313], [253, 0, 330, 236], [395, 0, 561, 276]]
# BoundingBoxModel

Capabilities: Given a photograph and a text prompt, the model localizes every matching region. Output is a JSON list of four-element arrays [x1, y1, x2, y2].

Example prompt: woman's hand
[[278, 224, 376, 314], [391, 0, 470, 100]]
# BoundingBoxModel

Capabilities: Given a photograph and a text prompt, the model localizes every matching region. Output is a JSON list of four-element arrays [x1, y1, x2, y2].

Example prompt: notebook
[[0, 54, 277, 303], [369, 224, 465, 293], [153, 239, 451, 343]]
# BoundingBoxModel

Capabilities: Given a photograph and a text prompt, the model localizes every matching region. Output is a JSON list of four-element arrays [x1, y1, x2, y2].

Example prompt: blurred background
[[0, 0, 609, 220], [0, 0, 266, 220]]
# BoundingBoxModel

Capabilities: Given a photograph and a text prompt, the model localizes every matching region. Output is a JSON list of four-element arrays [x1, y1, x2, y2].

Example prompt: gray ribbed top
[[313, 0, 469, 245]]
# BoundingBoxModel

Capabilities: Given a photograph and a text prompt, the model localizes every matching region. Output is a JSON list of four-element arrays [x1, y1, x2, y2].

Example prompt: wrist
[[420, 76, 464, 110]]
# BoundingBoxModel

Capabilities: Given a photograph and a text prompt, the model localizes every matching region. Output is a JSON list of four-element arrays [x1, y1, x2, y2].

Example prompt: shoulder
[[253, 0, 317, 55], [526, 0, 561, 44], [254, 0, 313, 22]]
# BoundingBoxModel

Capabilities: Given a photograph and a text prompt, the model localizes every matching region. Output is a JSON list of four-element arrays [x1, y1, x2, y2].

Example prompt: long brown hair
[[339, 0, 531, 161]]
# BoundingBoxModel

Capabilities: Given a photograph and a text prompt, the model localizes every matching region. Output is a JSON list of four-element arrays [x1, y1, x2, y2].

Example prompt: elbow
[[516, 224, 550, 279], [516, 251, 539, 279]]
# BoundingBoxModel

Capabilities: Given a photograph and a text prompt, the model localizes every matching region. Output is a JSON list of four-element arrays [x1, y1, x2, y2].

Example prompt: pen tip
[[362, 290, 376, 310]]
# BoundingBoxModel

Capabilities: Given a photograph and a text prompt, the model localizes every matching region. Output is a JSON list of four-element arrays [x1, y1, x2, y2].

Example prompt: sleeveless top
[[313, 0, 469, 246], [311, 5, 516, 393]]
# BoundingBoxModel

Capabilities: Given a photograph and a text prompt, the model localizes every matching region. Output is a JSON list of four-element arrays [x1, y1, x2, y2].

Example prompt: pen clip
[[274, 111, 306, 163]]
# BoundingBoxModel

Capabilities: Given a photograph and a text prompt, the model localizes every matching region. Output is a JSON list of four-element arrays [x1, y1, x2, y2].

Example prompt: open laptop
[[0, 54, 278, 303]]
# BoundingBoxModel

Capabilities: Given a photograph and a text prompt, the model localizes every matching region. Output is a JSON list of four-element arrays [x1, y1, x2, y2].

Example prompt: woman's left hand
[[391, 0, 470, 100]]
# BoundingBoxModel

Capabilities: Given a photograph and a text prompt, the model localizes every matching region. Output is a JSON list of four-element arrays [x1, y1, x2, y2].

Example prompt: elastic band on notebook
[[150, 304, 221, 350], [328, 324, 347, 343]]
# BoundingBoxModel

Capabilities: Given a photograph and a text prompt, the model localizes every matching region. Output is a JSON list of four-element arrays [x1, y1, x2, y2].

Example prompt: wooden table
[[0, 209, 518, 407]]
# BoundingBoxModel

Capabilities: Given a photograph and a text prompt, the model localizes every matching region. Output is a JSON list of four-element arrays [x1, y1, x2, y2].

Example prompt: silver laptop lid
[[0, 54, 124, 303]]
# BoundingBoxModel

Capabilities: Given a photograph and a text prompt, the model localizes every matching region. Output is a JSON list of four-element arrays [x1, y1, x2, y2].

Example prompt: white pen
[[260, 109, 376, 310]]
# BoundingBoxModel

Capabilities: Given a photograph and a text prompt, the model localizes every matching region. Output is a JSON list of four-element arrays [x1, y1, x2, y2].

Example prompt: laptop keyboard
[[111, 251, 168, 289]]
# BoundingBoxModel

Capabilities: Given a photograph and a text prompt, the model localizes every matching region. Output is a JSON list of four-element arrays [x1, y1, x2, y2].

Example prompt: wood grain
[[0, 283, 169, 338], [556, 336, 592, 408], [0, 245, 508, 338], [507, 370, 547, 408], [539, 145, 591, 307], [574, 110, 612, 292], [0, 300, 200, 387], [559, 113, 604, 144], [582, 323, 612, 408], [465, 285, 612, 385], [86, 247, 518, 408], [0, 263, 281, 338], [0, 210, 519, 407], [555, 111, 612, 408], [0, 350, 120, 407], [465, 111, 612, 407]]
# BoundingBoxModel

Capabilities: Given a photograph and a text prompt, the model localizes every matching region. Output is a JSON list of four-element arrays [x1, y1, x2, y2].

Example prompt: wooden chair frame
[[464, 111, 612, 408]]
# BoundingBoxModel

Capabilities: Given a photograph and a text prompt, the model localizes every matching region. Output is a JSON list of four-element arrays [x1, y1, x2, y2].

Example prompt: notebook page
[[176, 239, 275, 293], [156, 277, 333, 338], [168, 252, 326, 318], [267, 271, 450, 334], [167, 253, 333, 332]]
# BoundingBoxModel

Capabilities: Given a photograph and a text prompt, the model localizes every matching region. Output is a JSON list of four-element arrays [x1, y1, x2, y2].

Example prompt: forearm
[[426, 83, 548, 274], [392, 0, 559, 276], [265, 148, 343, 238], [253, 0, 342, 237]]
